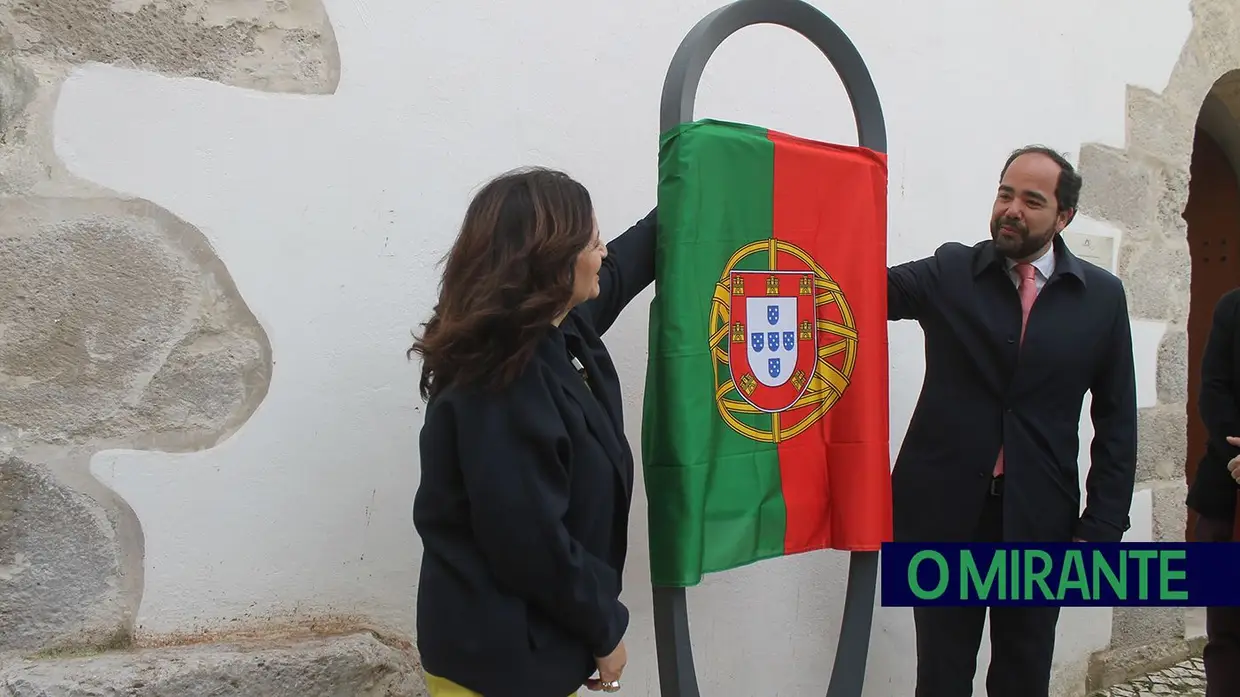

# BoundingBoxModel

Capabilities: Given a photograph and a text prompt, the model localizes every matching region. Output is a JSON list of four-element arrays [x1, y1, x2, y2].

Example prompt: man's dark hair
[[1000, 145, 1083, 217]]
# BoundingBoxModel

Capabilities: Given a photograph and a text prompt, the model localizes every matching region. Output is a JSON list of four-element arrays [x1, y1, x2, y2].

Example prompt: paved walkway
[[1091, 657, 1206, 696]]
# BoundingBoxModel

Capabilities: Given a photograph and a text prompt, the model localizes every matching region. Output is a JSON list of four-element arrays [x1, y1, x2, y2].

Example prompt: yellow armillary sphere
[[708, 238, 859, 443]]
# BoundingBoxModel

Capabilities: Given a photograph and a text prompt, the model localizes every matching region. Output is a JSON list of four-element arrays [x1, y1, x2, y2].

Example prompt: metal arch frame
[[659, 0, 887, 149], [653, 1, 886, 696]]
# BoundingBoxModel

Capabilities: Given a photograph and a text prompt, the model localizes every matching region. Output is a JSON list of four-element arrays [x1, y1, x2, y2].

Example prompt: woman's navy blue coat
[[413, 209, 657, 697]]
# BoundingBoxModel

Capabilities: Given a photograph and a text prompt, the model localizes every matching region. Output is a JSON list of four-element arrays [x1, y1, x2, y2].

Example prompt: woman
[[409, 166, 656, 697]]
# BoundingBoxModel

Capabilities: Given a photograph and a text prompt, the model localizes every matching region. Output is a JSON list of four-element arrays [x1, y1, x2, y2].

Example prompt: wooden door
[[1184, 126, 1240, 541]]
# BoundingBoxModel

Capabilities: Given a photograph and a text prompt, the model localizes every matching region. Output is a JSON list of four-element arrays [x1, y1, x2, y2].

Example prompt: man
[[1188, 288, 1240, 697], [887, 145, 1138, 697]]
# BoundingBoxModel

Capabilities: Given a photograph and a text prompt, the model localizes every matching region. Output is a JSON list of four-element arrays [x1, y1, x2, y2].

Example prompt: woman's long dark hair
[[408, 167, 595, 400]]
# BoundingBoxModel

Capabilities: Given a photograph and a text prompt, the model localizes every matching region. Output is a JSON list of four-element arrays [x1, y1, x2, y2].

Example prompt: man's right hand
[[586, 640, 626, 693]]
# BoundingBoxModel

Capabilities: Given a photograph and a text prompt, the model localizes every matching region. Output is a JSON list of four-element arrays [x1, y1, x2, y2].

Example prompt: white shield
[[746, 296, 798, 388]]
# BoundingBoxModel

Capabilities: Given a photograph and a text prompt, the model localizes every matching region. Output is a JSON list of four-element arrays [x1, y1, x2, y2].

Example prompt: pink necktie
[[994, 262, 1039, 477]]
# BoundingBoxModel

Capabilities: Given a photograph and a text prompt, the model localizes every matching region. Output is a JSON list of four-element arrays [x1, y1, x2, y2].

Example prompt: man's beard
[[991, 216, 1051, 260]]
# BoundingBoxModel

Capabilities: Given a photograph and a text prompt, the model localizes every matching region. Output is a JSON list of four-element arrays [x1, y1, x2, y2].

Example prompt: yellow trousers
[[424, 672, 577, 697]]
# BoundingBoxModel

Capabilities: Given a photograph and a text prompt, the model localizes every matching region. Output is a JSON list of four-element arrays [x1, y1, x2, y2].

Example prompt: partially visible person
[[409, 166, 656, 697], [1188, 288, 1240, 697], [887, 145, 1138, 697]]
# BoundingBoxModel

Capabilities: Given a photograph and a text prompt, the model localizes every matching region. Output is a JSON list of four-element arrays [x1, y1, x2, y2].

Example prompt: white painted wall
[[54, 0, 1191, 694]]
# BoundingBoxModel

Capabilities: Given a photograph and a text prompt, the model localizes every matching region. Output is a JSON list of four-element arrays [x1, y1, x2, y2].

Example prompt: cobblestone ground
[[1091, 658, 1206, 696]]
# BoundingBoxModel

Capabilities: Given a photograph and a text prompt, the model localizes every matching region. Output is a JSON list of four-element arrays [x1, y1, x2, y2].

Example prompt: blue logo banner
[[880, 542, 1240, 607]]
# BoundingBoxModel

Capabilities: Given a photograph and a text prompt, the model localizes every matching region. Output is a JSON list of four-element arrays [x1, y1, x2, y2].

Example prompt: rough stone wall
[[1078, 0, 1240, 689], [0, 0, 337, 658]]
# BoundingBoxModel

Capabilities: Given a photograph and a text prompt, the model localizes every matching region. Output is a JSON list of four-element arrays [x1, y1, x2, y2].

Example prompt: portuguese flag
[[642, 118, 892, 587]]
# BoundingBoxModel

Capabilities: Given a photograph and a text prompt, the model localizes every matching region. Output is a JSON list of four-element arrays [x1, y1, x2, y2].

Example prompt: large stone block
[[1126, 86, 1194, 170], [1190, 0, 1240, 84], [1110, 607, 1187, 653], [0, 56, 35, 135], [1155, 164, 1191, 244], [0, 632, 427, 697], [1160, 0, 1240, 118], [1156, 329, 1189, 404], [0, 196, 270, 653], [1151, 479, 1190, 543], [1162, 42, 1218, 122], [1115, 238, 1191, 322], [0, 196, 271, 450], [5, 0, 339, 94], [0, 51, 50, 198], [1077, 145, 1170, 242], [0, 456, 125, 654], [1136, 405, 1188, 482]]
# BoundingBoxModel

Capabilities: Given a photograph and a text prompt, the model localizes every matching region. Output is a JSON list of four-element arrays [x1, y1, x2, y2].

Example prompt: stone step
[[0, 631, 425, 697]]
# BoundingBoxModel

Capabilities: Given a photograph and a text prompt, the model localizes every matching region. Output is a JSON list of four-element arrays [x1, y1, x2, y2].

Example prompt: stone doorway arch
[[1184, 92, 1240, 545], [1078, 0, 1240, 690]]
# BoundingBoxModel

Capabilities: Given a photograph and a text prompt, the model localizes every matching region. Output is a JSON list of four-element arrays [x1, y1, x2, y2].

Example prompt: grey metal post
[[653, 1, 887, 696]]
